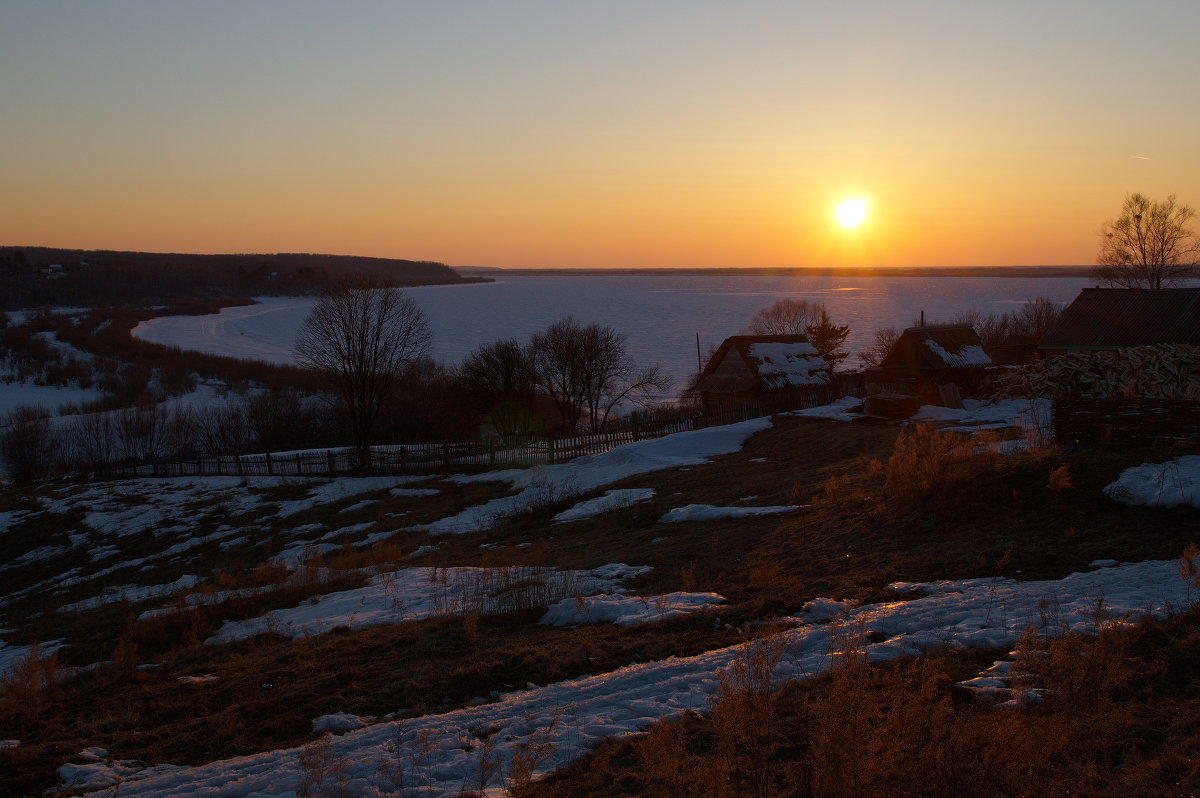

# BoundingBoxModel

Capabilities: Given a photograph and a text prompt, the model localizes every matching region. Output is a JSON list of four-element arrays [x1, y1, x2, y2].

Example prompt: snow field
[[75, 556, 1199, 797]]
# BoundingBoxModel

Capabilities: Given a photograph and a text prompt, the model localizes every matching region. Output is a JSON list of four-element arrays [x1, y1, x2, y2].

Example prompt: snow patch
[[553, 489, 655, 523], [658, 504, 799, 523], [539, 592, 725, 626], [1103, 456, 1200, 508]]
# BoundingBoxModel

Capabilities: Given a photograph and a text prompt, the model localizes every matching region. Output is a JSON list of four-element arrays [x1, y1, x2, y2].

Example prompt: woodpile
[[991, 344, 1200, 400]]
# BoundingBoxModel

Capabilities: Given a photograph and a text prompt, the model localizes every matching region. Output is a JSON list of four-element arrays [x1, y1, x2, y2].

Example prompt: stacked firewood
[[991, 344, 1200, 400]]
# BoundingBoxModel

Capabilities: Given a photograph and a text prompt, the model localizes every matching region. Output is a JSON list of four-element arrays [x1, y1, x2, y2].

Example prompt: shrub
[[883, 424, 997, 506]]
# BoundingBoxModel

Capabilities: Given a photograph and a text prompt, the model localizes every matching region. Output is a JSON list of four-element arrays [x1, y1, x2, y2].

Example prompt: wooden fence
[[96, 386, 839, 480], [1054, 397, 1200, 448]]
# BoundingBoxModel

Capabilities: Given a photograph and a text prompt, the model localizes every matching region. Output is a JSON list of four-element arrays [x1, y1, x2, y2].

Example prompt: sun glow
[[834, 197, 869, 229]]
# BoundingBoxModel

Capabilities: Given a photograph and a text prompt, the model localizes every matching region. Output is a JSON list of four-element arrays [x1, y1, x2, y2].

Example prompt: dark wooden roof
[[695, 335, 830, 394], [880, 325, 992, 371], [1038, 288, 1200, 349]]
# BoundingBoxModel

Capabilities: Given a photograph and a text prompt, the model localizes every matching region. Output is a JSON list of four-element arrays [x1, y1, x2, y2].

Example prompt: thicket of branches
[[947, 297, 1064, 349], [457, 317, 670, 435]]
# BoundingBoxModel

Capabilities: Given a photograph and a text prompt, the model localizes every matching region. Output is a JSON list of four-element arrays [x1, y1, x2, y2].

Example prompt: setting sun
[[835, 198, 869, 229]]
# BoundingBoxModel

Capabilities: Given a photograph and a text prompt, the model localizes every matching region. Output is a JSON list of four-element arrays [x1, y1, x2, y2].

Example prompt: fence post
[[266, 452, 273, 476], [488, 439, 495, 468], [235, 454, 243, 477], [548, 438, 555, 465], [295, 452, 302, 475], [327, 450, 335, 474], [442, 442, 450, 470]]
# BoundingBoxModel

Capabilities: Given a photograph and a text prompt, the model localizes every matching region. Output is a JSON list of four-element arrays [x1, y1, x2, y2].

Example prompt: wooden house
[[873, 324, 993, 407], [1038, 288, 1200, 356], [695, 335, 832, 415]]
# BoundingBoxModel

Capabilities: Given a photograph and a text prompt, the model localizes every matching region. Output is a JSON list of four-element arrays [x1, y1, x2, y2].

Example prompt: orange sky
[[3, 2, 1198, 268]]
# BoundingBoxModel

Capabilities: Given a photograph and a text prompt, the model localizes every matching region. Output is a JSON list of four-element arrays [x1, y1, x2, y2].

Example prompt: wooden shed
[[875, 324, 993, 406], [1038, 288, 1200, 356], [695, 335, 832, 415]]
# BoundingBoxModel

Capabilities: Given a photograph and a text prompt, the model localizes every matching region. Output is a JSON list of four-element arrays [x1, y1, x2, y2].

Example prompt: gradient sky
[[3, 1, 1199, 268]]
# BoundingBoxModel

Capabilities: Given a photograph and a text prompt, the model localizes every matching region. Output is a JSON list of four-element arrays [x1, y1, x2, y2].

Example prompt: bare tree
[[71, 411, 114, 472], [457, 339, 534, 411], [193, 404, 253, 456], [1095, 193, 1199, 289], [529, 317, 670, 432], [858, 327, 900, 368], [749, 299, 851, 371], [950, 297, 1063, 349], [746, 299, 820, 336], [295, 286, 432, 460], [1, 406, 61, 483]]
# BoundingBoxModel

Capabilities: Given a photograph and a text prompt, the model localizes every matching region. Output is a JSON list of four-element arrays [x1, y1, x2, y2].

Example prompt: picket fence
[[96, 386, 839, 479]]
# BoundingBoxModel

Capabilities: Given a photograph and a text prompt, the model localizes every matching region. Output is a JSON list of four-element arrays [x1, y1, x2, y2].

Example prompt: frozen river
[[133, 272, 1094, 387]]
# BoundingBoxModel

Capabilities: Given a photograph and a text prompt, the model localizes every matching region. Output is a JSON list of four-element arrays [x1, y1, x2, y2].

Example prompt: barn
[[867, 324, 993, 412], [1038, 287, 1200, 356], [695, 335, 833, 416]]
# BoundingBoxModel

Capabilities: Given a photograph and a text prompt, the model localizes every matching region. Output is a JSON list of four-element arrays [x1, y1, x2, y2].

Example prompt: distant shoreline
[[453, 265, 1096, 278]]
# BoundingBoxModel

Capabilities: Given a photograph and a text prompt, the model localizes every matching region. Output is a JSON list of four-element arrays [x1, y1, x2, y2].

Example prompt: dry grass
[[3, 416, 1199, 795], [531, 608, 1200, 798]]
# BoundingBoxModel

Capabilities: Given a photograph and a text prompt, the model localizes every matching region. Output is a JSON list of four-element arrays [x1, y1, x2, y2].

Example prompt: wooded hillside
[[0, 248, 485, 308]]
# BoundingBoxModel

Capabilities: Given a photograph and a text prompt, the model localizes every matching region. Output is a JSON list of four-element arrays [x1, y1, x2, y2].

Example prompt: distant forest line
[[0, 247, 488, 309], [456, 265, 1097, 277]]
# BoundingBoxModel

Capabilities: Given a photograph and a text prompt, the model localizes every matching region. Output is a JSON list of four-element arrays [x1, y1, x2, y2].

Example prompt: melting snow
[[77, 556, 1198, 798], [539, 592, 725, 626], [923, 339, 992, 367], [205, 564, 653, 644], [553, 489, 655, 523], [789, 395, 863, 422], [746, 342, 830, 388], [1103, 456, 1200, 508], [422, 417, 773, 534], [658, 504, 799, 523]]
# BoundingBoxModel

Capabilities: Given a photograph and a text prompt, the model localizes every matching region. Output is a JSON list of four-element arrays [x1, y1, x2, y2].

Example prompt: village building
[[1038, 287, 1200, 356], [695, 335, 832, 416], [865, 324, 993, 414]]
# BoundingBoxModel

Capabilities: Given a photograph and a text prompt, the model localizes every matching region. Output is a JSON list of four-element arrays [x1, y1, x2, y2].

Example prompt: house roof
[[696, 335, 831, 394], [1038, 288, 1200, 349], [881, 325, 993, 370]]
